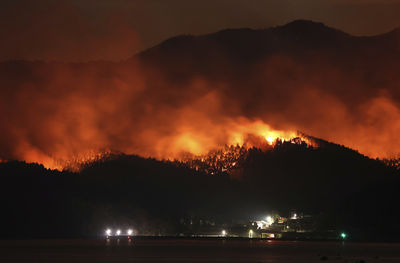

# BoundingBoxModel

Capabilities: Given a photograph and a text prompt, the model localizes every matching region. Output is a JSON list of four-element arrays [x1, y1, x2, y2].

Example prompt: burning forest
[[177, 136, 315, 177], [1, 20, 400, 170]]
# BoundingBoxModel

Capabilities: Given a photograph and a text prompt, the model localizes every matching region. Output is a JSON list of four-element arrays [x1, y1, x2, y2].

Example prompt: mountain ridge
[[137, 19, 400, 61]]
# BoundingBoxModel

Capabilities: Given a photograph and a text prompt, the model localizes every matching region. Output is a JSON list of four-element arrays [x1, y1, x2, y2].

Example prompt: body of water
[[1, 239, 400, 262]]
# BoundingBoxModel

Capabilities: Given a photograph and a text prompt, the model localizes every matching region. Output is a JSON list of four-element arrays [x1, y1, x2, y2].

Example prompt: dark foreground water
[[1, 239, 400, 263]]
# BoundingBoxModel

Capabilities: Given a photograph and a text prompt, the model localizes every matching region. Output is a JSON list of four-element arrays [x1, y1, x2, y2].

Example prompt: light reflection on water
[[105, 237, 135, 250], [1, 239, 400, 263]]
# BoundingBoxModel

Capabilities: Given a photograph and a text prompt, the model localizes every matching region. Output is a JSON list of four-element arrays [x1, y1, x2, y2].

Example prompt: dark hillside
[[1, 139, 399, 240]]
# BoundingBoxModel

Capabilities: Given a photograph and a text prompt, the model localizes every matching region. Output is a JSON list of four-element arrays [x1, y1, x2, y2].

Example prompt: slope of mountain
[[1, 138, 399, 240]]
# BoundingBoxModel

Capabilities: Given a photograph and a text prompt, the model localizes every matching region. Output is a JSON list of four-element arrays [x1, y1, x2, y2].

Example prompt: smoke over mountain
[[1, 20, 400, 169]]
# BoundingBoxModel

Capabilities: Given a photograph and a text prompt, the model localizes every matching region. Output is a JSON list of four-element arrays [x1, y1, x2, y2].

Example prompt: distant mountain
[[137, 19, 400, 73], [139, 20, 349, 59], [134, 19, 400, 121]]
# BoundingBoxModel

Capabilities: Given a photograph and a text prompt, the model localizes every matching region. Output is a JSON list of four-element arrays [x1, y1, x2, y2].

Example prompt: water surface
[[1, 239, 399, 262]]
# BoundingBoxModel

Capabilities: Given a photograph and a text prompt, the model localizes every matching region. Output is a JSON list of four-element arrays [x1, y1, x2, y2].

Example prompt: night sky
[[1, 0, 400, 61]]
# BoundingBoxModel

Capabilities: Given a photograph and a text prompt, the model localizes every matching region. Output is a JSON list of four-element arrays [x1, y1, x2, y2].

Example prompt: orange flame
[[13, 118, 308, 171]]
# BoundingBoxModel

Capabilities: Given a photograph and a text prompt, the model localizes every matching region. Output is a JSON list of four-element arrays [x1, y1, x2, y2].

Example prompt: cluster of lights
[[256, 215, 275, 229], [105, 228, 133, 237]]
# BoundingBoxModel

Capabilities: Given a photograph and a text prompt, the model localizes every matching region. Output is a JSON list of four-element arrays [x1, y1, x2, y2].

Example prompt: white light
[[127, 229, 133, 235], [106, 229, 112, 236], [222, 230, 226, 236], [116, 229, 121, 236]]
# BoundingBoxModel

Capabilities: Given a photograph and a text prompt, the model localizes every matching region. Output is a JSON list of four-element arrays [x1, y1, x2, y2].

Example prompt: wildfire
[[157, 118, 307, 162], [165, 119, 316, 176], [179, 134, 314, 177], [12, 148, 112, 172], [0, 116, 314, 172], [3, 26, 400, 175], [225, 119, 301, 147], [0, 111, 311, 171]]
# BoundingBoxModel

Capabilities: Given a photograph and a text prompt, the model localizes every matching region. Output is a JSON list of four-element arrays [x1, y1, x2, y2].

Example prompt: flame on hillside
[[2, 44, 400, 169], [53, 119, 313, 172], [156, 119, 309, 159], [179, 135, 315, 177]]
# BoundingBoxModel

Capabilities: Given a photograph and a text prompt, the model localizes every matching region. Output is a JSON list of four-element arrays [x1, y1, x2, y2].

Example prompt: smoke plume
[[1, 22, 400, 169]]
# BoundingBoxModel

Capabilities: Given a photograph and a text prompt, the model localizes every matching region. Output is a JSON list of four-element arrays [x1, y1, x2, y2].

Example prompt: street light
[[106, 229, 112, 236], [340, 232, 347, 239], [221, 230, 227, 237]]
